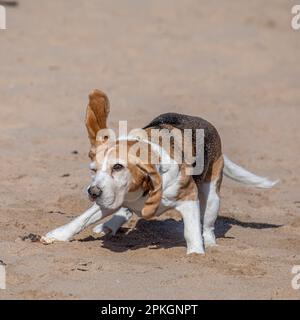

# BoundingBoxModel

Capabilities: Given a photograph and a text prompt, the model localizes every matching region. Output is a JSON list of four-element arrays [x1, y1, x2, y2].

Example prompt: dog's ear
[[85, 90, 110, 159], [137, 163, 162, 219]]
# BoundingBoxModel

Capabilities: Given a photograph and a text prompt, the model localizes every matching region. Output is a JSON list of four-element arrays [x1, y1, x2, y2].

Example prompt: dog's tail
[[223, 155, 279, 188]]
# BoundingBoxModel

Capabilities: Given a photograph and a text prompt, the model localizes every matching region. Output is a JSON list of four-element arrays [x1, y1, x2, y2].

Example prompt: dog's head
[[85, 90, 162, 218]]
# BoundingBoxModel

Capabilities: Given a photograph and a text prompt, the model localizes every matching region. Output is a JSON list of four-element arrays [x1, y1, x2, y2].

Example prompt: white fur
[[175, 200, 204, 254], [93, 208, 132, 235], [200, 180, 220, 247], [223, 155, 279, 188], [41, 203, 110, 243], [89, 161, 96, 170], [91, 155, 132, 210]]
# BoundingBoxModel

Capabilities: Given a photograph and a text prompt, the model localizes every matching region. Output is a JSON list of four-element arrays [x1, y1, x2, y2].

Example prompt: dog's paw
[[186, 247, 205, 255], [203, 231, 217, 247], [186, 241, 205, 254], [40, 229, 71, 245], [40, 236, 57, 245], [92, 223, 112, 235]]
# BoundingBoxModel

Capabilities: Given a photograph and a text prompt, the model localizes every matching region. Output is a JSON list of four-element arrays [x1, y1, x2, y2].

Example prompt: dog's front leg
[[41, 203, 113, 244], [175, 200, 205, 254], [93, 208, 133, 236]]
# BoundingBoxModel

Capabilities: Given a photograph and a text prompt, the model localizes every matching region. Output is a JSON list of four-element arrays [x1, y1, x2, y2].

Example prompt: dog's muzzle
[[88, 185, 102, 200]]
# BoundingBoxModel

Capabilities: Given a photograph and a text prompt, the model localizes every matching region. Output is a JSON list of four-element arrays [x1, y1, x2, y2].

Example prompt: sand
[[0, 0, 299, 299]]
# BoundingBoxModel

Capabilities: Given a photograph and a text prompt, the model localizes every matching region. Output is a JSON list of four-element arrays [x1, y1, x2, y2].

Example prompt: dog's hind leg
[[176, 200, 204, 254], [199, 156, 224, 247], [200, 180, 220, 247], [93, 208, 133, 236]]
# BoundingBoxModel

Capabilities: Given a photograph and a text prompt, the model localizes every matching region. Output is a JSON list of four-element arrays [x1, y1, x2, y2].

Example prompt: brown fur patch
[[176, 164, 199, 201], [126, 152, 162, 219], [85, 89, 110, 160], [204, 155, 224, 193]]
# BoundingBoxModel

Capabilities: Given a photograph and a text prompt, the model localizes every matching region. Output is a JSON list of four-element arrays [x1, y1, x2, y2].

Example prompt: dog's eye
[[90, 168, 97, 174], [112, 163, 124, 171]]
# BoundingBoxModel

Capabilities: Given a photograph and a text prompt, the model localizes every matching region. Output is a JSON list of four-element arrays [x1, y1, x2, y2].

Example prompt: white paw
[[40, 236, 57, 245], [186, 245, 205, 255], [40, 229, 71, 245], [92, 223, 112, 235], [93, 213, 130, 236], [203, 231, 217, 247]]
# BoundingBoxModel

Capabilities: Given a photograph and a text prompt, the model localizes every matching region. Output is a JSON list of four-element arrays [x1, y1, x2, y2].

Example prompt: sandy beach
[[0, 0, 299, 299]]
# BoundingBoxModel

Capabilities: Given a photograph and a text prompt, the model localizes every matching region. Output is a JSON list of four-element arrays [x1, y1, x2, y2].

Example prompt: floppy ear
[[85, 89, 110, 159], [137, 163, 162, 219]]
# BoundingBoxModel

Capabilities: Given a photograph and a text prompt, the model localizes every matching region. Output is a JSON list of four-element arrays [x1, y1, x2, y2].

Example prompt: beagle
[[41, 90, 278, 254]]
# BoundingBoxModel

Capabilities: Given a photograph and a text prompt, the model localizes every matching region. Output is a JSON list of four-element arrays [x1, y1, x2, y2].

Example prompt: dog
[[41, 90, 278, 254]]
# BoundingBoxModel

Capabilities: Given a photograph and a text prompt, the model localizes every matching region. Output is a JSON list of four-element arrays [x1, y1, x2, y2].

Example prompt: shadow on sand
[[79, 215, 282, 252]]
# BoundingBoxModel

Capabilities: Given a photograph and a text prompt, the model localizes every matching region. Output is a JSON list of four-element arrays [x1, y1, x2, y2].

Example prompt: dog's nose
[[88, 185, 102, 199]]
